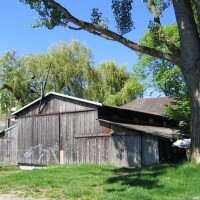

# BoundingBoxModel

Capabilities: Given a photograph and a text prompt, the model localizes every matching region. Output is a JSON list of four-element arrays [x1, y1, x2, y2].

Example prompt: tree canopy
[[97, 61, 143, 106]]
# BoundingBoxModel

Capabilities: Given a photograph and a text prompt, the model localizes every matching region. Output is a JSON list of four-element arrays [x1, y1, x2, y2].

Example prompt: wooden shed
[[11, 92, 177, 167]]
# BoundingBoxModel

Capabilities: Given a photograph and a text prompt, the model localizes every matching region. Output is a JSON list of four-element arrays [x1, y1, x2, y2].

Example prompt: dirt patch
[[0, 193, 48, 200]]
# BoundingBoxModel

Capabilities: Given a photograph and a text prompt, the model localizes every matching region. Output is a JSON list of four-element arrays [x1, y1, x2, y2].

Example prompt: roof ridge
[[12, 92, 102, 116]]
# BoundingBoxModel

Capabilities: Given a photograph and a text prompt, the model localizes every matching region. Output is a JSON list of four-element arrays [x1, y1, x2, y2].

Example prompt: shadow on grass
[[105, 164, 170, 191]]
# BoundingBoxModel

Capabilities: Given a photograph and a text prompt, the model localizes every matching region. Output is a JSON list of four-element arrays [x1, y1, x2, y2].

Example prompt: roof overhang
[[99, 119, 179, 139]]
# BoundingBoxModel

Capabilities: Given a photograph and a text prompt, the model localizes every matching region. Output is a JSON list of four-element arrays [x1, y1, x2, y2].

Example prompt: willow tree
[[0, 41, 142, 111], [19, 0, 200, 162], [96, 61, 143, 106], [0, 50, 40, 112]]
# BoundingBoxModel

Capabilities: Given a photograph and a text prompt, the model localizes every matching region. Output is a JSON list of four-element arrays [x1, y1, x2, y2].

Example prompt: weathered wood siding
[[0, 126, 17, 165], [60, 110, 101, 164], [74, 136, 141, 167], [61, 116, 142, 167], [18, 96, 97, 117], [18, 115, 59, 165], [142, 135, 159, 166], [17, 109, 146, 167]]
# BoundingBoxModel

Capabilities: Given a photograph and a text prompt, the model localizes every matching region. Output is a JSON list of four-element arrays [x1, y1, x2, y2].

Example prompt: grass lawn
[[0, 162, 199, 200]]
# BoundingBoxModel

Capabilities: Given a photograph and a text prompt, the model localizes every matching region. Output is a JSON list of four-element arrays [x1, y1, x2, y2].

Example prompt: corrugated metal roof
[[12, 92, 102, 116], [122, 97, 176, 116], [99, 119, 177, 139]]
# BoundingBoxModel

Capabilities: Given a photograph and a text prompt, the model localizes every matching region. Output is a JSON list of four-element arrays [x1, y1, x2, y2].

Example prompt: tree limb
[[148, 0, 181, 56], [46, 0, 182, 65]]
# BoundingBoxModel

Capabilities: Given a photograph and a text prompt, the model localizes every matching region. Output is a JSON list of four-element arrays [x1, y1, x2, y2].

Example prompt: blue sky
[[0, 1, 176, 72]]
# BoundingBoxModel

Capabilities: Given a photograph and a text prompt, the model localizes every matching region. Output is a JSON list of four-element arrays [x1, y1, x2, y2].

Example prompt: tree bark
[[185, 70, 200, 162], [173, 0, 200, 162]]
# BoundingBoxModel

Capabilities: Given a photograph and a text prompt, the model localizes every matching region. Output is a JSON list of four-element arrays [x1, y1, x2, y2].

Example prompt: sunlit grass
[[0, 162, 199, 199]]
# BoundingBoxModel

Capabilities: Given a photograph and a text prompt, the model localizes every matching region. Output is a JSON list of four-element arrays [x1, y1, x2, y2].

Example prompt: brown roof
[[122, 97, 175, 116]]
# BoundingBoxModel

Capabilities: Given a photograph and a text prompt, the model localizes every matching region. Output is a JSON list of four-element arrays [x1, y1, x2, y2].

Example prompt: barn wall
[[74, 135, 141, 167], [61, 115, 142, 167], [17, 110, 99, 165], [142, 135, 159, 166], [18, 116, 59, 165], [0, 126, 17, 165], [107, 125, 142, 167], [16, 95, 160, 167], [17, 109, 146, 167], [60, 110, 102, 164]]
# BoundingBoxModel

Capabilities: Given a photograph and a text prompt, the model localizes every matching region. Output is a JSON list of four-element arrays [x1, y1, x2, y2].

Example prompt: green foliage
[[91, 8, 103, 25], [133, 25, 183, 96], [111, 0, 134, 35], [164, 96, 190, 134], [0, 41, 142, 112], [133, 24, 190, 132], [91, 8, 109, 29], [104, 78, 143, 106], [144, 0, 171, 17], [19, 40, 97, 100], [140, 23, 180, 51], [0, 41, 96, 112], [134, 24, 180, 88], [47, 40, 96, 99], [192, 1, 200, 35], [0, 51, 39, 113], [96, 61, 143, 106], [21, 0, 134, 35], [20, 0, 68, 29]]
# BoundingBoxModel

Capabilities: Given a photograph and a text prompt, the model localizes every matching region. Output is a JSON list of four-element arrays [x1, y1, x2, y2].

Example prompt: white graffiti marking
[[24, 143, 59, 164]]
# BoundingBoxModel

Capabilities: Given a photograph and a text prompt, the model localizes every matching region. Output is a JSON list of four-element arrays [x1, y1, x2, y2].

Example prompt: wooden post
[[58, 113, 64, 164], [59, 150, 64, 164]]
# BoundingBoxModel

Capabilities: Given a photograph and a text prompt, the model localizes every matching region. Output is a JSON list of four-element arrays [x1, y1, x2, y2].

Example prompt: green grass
[[0, 162, 200, 199]]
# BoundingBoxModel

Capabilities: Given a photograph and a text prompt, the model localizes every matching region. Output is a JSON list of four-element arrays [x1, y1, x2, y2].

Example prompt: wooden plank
[[142, 135, 159, 166], [0, 126, 17, 165], [18, 118, 33, 164]]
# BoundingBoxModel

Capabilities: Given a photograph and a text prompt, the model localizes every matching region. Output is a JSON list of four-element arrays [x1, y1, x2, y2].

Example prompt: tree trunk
[[173, 0, 200, 162], [185, 68, 200, 162]]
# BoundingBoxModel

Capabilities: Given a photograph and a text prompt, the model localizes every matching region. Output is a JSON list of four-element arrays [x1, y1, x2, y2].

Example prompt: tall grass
[[0, 162, 199, 199]]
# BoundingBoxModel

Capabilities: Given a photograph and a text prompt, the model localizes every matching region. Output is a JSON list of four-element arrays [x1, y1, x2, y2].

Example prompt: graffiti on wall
[[24, 143, 59, 164]]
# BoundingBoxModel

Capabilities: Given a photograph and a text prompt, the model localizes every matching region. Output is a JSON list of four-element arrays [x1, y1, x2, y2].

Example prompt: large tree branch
[[148, 0, 180, 56], [46, 0, 182, 65]]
